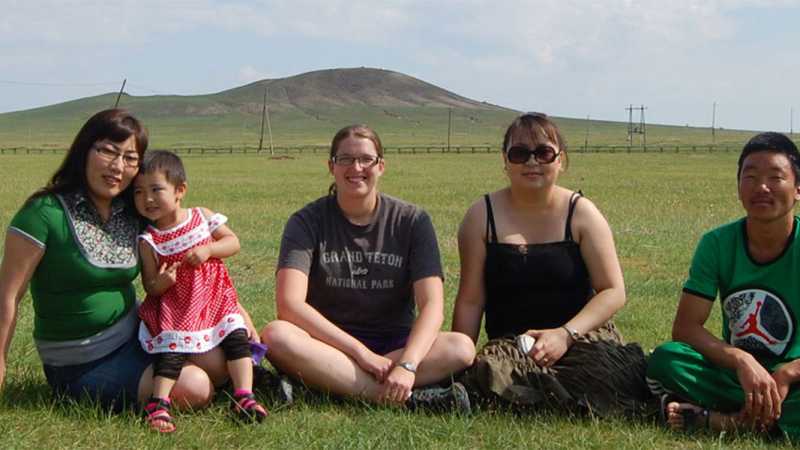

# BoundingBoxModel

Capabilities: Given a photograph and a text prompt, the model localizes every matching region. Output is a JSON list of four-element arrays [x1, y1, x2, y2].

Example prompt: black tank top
[[483, 192, 593, 339]]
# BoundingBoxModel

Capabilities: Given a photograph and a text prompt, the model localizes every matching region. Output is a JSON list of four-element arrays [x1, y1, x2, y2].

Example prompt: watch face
[[399, 362, 417, 373]]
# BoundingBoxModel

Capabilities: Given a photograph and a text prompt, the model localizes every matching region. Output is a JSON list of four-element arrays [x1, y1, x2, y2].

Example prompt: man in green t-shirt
[[647, 132, 800, 441]]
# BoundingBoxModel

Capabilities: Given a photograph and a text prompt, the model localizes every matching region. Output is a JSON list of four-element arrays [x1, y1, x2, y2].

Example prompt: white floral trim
[[207, 213, 227, 233], [139, 313, 246, 354], [143, 209, 213, 257], [137, 233, 158, 254], [55, 192, 138, 268]]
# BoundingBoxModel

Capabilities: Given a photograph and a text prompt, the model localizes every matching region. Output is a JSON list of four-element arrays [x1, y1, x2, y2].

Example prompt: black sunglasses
[[506, 144, 560, 164]]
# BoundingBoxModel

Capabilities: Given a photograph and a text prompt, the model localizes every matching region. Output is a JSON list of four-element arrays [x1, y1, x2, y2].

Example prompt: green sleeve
[[8, 196, 53, 248], [683, 231, 720, 301]]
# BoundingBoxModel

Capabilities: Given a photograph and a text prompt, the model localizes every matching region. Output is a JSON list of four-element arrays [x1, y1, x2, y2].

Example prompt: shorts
[[346, 329, 409, 356], [43, 333, 152, 412]]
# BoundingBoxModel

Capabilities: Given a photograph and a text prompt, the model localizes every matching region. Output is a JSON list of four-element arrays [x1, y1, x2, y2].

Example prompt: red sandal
[[143, 397, 176, 433], [231, 390, 268, 423]]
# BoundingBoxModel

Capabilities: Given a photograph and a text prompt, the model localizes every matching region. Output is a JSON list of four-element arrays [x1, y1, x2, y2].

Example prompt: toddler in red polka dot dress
[[133, 150, 267, 433]]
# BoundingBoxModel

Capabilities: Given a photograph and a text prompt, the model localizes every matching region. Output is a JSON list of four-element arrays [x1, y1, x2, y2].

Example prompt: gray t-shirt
[[278, 193, 443, 335]]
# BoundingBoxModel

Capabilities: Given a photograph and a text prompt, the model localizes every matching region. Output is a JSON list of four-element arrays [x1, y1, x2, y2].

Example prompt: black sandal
[[660, 394, 710, 432]]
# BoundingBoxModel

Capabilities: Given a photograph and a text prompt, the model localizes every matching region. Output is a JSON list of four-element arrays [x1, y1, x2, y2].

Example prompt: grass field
[[0, 151, 792, 449]]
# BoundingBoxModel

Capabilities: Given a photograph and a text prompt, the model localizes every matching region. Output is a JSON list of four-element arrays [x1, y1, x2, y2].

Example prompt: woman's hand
[[526, 328, 572, 368], [354, 348, 393, 382], [379, 366, 415, 404], [183, 245, 212, 267]]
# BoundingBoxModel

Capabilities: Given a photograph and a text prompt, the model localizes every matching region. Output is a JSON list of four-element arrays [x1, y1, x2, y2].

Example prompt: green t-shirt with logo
[[8, 193, 140, 342], [684, 217, 800, 363]]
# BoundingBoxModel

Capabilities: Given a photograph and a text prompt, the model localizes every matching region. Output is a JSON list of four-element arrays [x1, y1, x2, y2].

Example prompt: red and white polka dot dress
[[138, 208, 245, 354]]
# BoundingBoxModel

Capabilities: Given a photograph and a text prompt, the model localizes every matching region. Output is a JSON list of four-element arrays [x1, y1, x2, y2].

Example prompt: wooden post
[[114, 79, 126, 108]]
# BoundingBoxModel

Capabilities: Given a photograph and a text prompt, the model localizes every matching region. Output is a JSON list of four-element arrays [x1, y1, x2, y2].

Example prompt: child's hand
[[183, 245, 211, 267], [157, 262, 180, 287]]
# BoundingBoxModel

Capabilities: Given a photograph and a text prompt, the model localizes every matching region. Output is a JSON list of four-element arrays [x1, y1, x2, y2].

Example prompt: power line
[[0, 79, 165, 95], [0, 79, 120, 87]]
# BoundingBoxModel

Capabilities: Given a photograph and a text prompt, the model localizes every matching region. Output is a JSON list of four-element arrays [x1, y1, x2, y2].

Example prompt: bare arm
[[0, 232, 44, 389], [380, 275, 444, 403], [140, 240, 178, 297], [673, 292, 744, 369], [568, 198, 626, 334], [451, 200, 487, 343], [275, 267, 390, 378], [397, 276, 444, 367], [183, 208, 241, 267]]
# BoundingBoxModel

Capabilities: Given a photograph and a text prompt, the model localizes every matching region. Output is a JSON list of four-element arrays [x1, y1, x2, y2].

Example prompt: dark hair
[[29, 109, 148, 204], [737, 132, 800, 184], [501, 112, 568, 169], [139, 150, 187, 186], [328, 124, 384, 195]]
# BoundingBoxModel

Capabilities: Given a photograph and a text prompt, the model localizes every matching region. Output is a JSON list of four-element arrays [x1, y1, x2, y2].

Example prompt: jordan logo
[[735, 301, 777, 345], [723, 288, 793, 357]]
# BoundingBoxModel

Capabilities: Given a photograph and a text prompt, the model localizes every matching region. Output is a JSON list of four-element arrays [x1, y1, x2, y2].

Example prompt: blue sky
[[2, 0, 799, 131]]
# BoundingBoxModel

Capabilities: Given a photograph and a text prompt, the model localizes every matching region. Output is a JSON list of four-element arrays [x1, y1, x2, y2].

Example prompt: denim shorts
[[43, 333, 152, 412], [346, 329, 409, 356]]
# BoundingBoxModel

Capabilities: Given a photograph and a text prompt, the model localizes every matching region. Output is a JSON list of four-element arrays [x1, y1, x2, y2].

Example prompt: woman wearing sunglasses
[[452, 113, 650, 415], [261, 124, 475, 413]]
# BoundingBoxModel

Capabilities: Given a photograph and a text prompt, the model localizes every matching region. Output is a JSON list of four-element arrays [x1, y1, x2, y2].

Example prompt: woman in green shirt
[[0, 109, 229, 411]]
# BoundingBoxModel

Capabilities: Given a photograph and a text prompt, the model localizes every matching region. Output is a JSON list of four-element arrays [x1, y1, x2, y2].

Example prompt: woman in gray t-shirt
[[261, 125, 474, 411]]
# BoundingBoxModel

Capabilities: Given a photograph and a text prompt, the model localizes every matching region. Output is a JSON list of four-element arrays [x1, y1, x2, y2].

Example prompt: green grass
[[0, 152, 792, 448]]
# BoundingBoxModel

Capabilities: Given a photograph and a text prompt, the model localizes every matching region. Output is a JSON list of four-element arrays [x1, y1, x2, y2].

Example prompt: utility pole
[[791, 107, 794, 137], [711, 101, 716, 146], [266, 104, 274, 156], [640, 105, 646, 149], [625, 104, 647, 150], [259, 88, 267, 153], [258, 87, 275, 155], [447, 108, 452, 152], [114, 78, 127, 108], [583, 115, 590, 151], [627, 104, 633, 150]]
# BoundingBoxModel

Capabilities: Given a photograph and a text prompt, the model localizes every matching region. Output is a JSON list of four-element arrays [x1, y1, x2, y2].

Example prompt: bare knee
[[189, 347, 229, 388], [451, 332, 475, 369], [170, 365, 214, 409], [445, 332, 476, 369], [260, 320, 304, 357]]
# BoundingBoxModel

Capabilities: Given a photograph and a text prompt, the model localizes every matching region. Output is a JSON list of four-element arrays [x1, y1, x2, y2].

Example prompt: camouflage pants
[[459, 323, 653, 417]]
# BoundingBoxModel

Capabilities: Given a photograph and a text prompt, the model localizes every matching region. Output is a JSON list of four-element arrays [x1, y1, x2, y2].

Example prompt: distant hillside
[[218, 67, 505, 113], [0, 67, 756, 148]]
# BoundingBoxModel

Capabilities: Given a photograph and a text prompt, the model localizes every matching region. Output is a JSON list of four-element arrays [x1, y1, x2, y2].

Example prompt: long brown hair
[[328, 124, 384, 195], [29, 109, 148, 205]]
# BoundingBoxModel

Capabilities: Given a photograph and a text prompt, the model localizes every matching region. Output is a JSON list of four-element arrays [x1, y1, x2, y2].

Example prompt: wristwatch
[[397, 361, 417, 373], [562, 325, 581, 343]]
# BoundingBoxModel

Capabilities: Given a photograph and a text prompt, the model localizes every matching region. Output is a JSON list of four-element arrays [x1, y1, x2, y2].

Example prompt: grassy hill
[[0, 68, 758, 149]]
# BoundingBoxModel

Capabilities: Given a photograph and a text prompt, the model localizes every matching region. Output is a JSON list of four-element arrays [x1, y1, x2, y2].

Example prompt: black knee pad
[[219, 329, 252, 361], [154, 352, 188, 380]]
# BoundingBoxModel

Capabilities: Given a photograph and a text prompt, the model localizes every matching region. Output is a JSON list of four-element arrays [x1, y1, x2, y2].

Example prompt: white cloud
[[238, 65, 274, 83]]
